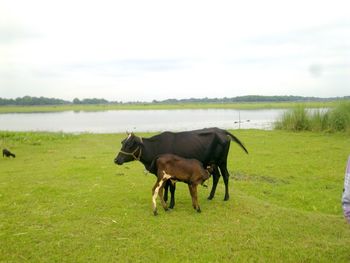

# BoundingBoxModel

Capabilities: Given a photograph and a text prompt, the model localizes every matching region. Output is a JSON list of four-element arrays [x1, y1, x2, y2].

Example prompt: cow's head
[[114, 133, 143, 165]]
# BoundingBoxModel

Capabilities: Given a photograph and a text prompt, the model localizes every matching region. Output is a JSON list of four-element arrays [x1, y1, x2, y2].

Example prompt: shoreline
[[0, 100, 340, 113]]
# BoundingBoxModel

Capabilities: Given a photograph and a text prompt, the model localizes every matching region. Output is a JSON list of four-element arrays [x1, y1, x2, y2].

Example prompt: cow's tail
[[225, 131, 248, 154]]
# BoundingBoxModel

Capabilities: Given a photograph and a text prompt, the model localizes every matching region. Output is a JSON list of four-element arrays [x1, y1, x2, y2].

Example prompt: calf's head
[[114, 133, 143, 165], [206, 164, 215, 175]]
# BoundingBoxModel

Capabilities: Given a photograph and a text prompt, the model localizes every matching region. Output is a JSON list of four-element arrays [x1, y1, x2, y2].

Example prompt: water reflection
[[0, 109, 286, 133]]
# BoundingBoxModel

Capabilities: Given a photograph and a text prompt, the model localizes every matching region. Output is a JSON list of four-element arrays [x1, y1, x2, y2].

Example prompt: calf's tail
[[225, 131, 248, 154]]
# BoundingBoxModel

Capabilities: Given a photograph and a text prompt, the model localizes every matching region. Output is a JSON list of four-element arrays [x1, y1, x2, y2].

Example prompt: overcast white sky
[[0, 0, 349, 102]]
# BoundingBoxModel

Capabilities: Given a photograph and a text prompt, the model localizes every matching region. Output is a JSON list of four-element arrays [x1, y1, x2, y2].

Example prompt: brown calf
[[151, 154, 212, 215]]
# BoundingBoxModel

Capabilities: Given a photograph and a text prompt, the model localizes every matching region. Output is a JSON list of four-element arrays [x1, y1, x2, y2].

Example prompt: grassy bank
[[0, 100, 342, 113], [275, 101, 350, 132], [1, 130, 350, 262]]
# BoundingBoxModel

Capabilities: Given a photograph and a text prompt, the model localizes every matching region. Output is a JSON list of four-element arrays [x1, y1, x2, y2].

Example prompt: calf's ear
[[206, 165, 214, 173]]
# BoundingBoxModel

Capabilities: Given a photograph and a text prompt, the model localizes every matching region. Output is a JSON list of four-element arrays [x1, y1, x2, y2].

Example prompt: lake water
[[0, 109, 286, 133]]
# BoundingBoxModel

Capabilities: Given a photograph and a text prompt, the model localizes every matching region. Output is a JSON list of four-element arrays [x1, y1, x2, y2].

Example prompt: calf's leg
[[188, 184, 201, 213], [152, 172, 172, 216], [152, 179, 162, 216], [158, 186, 168, 211], [152, 178, 167, 215]]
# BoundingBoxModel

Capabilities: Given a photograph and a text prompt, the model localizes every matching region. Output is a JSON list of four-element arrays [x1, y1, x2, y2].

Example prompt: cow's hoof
[[197, 208, 201, 213], [153, 211, 158, 216], [207, 195, 214, 200], [224, 196, 229, 201]]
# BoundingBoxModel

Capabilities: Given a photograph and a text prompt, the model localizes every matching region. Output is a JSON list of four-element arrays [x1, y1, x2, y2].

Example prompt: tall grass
[[328, 102, 350, 132], [275, 101, 350, 132], [274, 105, 310, 131]]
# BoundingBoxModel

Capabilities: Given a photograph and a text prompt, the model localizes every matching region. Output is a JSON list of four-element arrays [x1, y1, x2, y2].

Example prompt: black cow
[[3, 148, 16, 158], [114, 127, 248, 208]]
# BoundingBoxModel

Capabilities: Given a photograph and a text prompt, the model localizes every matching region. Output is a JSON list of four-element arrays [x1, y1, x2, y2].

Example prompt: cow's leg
[[208, 165, 221, 200], [219, 163, 230, 201], [168, 181, 176, 209], [164, 180, 169, 203]]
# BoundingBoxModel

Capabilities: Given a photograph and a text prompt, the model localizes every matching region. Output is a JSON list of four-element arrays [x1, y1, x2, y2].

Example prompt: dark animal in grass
[[114, 127, 248, 209], [3, 149, 16, 158], [150, 154, 213, 215]]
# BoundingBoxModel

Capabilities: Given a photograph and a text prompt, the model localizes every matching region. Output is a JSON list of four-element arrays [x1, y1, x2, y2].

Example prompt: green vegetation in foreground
[[1, 130, 350, 262], [275, 101, 350, 132], [0, 100, 344, 113]]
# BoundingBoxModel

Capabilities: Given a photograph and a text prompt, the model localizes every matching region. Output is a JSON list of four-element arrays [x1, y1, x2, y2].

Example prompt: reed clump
[[275, 101, 350, 132]]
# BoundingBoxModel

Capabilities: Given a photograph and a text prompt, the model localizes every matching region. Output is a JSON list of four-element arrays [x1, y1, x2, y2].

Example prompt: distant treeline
[[0, 96, 69, 106], [72, 98, 109, 104], [152, 95, 350, 104], [0, 96, 108, 106], [0, 95, 349, 106]]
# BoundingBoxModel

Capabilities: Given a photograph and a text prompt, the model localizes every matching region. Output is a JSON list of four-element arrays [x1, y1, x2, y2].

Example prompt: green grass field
[[0, 100, 341, 113], [1, 130, 350, 262]]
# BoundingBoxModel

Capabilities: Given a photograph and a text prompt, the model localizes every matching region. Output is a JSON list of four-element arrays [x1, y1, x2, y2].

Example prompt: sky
[[0, 0, 349, 102]]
